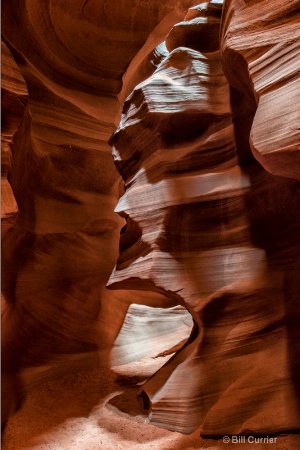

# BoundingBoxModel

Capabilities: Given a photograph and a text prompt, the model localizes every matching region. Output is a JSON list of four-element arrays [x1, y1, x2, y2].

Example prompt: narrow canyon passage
[[1, 0, 300, 448]]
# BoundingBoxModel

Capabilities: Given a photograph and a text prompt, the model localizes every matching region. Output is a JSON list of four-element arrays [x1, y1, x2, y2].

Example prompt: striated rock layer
[[1, 0, 300, 439], [1, 0, 199, 427], [108, 0, 300, 436], [221, 0, 300, 179], [1, 42, 28, 236]]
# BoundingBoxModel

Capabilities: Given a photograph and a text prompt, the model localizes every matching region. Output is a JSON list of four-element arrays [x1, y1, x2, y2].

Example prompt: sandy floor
[[2, 355, 300, 450]]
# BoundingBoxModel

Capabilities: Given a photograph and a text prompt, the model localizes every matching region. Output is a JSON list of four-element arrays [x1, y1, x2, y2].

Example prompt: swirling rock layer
[[1, 0, 199, 427], [221, 0, 300, 179], [108, 0, 300, 436], [2, 0, 300, 439], [1, 41, 28, 235]]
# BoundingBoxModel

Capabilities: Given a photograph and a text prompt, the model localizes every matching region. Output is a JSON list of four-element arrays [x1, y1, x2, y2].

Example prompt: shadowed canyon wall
[[2, 0, 300, 438], [1, 0, 198, 427], [107, 0, 300, 436]]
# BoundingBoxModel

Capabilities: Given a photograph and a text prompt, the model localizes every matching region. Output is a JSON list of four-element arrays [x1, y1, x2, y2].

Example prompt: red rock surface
[[108, 0, 300, 436], [1, 0, 197, 427], [221, 0, 300, 179], [1, 42, 28, 235], [1, 0, 300, 444]]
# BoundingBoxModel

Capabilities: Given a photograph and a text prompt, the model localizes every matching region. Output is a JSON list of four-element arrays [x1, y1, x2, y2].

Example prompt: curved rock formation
[[1, 41, 28, 235], [1, 0, 199, 427], [2, 0, 300, 440], [221, 0, 300, 180], [108, 0, 300, 436]]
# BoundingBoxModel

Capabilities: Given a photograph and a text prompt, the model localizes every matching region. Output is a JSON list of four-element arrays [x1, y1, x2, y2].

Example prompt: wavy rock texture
[[108, 0, 300, 436], [2, 0, 300, 441], [1, 42, 28, 235], [1, 0, 198, 427], [221, 0, 300, 179]]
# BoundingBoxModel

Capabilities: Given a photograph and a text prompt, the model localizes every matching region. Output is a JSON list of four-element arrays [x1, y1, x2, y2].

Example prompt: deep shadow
[[244, 168, 300, 427]]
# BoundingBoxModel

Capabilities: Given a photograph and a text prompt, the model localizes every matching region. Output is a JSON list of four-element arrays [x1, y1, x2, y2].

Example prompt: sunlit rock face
[[1, 0, 300, 438], [1, 0, 198, 427], [108, 0, 300, 436], [221, 0, 300, 179]]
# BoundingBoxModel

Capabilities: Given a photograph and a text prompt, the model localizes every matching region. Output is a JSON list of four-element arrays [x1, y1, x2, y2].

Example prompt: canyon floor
[[2, 354, 299, 450]]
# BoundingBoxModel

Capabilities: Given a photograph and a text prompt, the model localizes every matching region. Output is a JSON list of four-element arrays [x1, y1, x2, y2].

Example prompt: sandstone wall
[[2, 0, 299, 437]]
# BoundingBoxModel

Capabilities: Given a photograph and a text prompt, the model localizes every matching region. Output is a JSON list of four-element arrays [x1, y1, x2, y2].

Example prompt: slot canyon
[[1, 0, 300, 448]]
